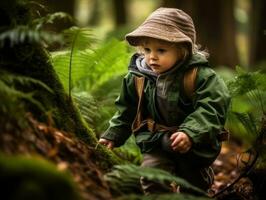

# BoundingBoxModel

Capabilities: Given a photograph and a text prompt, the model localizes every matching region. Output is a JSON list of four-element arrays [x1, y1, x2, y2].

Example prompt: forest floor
[[0, 115, 257, 200], [210, 140, 255, 200], [0, 115, 112, 200]]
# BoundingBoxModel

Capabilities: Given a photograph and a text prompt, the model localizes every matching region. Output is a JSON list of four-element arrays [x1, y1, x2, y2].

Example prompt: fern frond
[[105, 164, 206, 196], [229, 67, 265, 95], [0, 70, 53, 94], [232, 112, 259, 137], [0, 79, 44, 114], [0, 26, 62, 47], [0, 71, 54, 114], [113, 136, 142, 165], [89, 74, 125, 134], [63, 27, 95, 51], [72, 92, 100, 126], [52, 36, 128, 94], [228, 68, 266, 117], [60, 27, 95, 97], [228, 71, 256, 97], [32, 12, 73, 31]]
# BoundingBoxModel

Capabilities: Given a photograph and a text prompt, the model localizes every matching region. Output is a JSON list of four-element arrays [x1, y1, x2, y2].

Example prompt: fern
[[63, 27, 94, 51], [0, 11, 69, 47], [32, 12, 73, 31], [113, 136, 142, 165], [0, 70, 54, 128], [228, 68, 266, 136], [72, 91, 100, 127], [0, 80, 36, 129], [0, 70, 53, 94], [228, 67, 266, 112], [104, 164, 206, 196], [52, 33, 129, 95], [0, 26, 62, 47], [52, 27, 94, 97], [227, 110, 263, 148], [227, 68, 266, 169], [0, 0, 70, 48]]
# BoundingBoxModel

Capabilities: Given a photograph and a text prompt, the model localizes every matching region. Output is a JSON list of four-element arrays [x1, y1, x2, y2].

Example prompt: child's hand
[[170, 131, 192, 153], [99, 138, 114, 150]]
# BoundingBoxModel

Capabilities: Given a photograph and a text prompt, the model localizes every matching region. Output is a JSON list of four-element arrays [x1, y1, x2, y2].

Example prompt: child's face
[[141, 38, 183, 74]]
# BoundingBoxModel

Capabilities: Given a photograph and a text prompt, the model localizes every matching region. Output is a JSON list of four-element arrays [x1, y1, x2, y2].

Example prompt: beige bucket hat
[[125, 7, 196, 53]]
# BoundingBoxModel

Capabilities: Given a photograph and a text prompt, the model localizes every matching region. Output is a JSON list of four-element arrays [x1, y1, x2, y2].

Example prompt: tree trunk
[[47, 0, 75, 16], [193, 0, 239, 68], [113, 0, 127, 27], [87, 0, 100, 26], [161, 0, 194, 15], [249, 0, 266, 68]]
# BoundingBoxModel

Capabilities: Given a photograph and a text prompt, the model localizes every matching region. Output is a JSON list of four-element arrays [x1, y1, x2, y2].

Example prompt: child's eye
[[158, 48, 166, 53], [144, 48, 150, 53]]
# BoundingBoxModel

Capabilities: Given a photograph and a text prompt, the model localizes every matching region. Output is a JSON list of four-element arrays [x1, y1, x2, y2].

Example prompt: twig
[[211, 150, 259, 198]]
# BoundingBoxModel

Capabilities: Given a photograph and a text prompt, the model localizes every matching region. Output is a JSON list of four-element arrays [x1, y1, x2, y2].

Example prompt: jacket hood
[[185, 52, 209, 67], [128, 53, 209, 77]]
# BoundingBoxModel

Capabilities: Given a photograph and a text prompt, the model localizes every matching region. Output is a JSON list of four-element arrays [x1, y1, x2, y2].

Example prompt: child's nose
[[150, 51, 158, 60]]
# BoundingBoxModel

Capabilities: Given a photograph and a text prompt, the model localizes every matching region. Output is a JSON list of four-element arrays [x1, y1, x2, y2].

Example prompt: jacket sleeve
[[179, 67, 231, 147], [100, 73, 138, 147]]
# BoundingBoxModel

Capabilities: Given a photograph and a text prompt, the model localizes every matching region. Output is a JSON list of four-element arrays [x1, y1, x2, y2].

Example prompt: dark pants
[[140, 149, 213, 195]]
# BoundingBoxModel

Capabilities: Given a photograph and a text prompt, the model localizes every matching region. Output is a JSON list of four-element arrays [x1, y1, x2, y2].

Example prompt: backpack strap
[[131, 76, 145, 133], [183, 67, 198, 100], [131, 76, 178, 134], [182, 67, 229, 141]]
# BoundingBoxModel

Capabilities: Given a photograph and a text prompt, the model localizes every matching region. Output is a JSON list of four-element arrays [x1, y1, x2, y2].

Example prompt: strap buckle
[[147, 119, 155, 133]]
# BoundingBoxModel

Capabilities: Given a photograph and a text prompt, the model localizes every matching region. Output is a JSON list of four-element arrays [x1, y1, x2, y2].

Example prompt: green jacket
[[101, 53, 231, 166]]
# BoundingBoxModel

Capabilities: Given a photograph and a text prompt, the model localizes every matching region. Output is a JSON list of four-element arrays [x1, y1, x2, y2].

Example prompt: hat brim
[[125, 24, 192, 46]]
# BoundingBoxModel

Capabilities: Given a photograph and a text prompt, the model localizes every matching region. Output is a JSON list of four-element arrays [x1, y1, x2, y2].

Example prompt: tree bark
[[87, 0, 100, 26], [161, 0, 194, 15], [249, 0, 266, 68], [113, 0, 127, 27], [47, 0, 75, 16]]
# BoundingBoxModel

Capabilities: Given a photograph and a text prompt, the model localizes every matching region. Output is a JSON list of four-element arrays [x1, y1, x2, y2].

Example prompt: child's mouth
[[150, 64, 160, 68]]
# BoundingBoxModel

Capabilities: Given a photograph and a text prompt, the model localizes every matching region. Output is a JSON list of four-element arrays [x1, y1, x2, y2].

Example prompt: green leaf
[[105, 164, 207, 196]]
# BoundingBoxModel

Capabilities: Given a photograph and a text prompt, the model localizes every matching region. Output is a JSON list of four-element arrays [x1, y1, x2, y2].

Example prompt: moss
[[0, 154, 81, 200]]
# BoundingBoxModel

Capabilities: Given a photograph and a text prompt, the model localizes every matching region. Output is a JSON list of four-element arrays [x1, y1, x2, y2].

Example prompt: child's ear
[[182, 48, 189, 60], [181, 43, 191, 59]]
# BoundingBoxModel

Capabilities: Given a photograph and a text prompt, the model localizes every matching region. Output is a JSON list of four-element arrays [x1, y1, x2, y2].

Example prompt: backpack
[[131, 67, 229, 141]]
